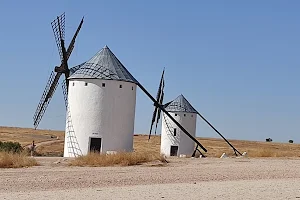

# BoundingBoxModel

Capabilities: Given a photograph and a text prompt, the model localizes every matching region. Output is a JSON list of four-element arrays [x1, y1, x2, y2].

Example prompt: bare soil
[[0, 157, 300, 199]]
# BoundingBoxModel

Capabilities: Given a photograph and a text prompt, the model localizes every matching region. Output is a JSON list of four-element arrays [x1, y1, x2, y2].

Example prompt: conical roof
[[69, 45, 138, 84], [69, 62, 86, 76], [164, 94, 197, 113]]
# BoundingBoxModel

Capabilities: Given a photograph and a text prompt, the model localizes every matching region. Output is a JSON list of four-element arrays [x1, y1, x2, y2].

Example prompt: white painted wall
[[64, 79, 137, 157], [160, 111, 197, 157]]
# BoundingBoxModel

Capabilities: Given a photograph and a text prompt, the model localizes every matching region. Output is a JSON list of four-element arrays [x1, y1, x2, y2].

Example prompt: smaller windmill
[[33, 13, 84, 129], [149, 70, 242, 156]]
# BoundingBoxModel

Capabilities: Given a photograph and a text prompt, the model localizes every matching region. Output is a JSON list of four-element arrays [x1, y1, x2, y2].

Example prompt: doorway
[[170, 145, 178, 156], [90, 138, 102, 153]]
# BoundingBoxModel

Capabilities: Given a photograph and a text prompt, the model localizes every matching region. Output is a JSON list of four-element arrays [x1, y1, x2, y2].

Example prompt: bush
[[69, 152, 167, 167], [0, 152, 38, 168], [266, 138, 273, 142], [0, 141, 23, 153]]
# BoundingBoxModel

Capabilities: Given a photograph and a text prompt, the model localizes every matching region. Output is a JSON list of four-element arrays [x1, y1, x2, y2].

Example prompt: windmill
[[149, 70, 242, 156], [58, 45, 207, 157], [138, 74, 207, 154], [32, 13, 205, 157], [33, 13, 84, 129]]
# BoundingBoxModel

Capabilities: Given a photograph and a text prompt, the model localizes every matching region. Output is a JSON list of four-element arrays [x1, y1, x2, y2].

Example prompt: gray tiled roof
[[69, 62, 86, 76], [164, 94, 198, 113], [69, 45, 138, 84]]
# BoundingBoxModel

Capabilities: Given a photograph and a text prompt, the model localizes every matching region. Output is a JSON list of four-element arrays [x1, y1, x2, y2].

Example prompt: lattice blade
[[33, 72, 62, 129], [149, 69, 165, 140], [51, 12, 65, 62], [155, 69, 165, 103], [63, 81, 82, 157], [61, 79, 68, 109], [155, 76, 165, 134], [66, 17, 84, 60], [149, 105, 158, 139], [154, 90, 164, 135], [65, 107, 82, 157]]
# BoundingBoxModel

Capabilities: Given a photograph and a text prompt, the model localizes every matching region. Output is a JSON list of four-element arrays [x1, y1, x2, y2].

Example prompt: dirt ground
[[1, 157, 300, 199]]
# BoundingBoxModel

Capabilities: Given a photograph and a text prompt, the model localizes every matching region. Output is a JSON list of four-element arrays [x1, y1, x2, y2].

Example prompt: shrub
[[0, 141, 23, 153], [69, 152, 167, 167], [0, 151, 38, 168], [266, 138, 273, 142]]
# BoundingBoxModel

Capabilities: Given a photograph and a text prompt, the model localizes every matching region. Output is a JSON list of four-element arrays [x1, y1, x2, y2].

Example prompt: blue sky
[[0, 1, 300, 143]]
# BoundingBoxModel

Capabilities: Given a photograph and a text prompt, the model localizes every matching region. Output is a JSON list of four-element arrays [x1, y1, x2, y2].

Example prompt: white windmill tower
[[63, 45, 138, 157], [149, 70, 242, 157], [160, 95, 198, 156]]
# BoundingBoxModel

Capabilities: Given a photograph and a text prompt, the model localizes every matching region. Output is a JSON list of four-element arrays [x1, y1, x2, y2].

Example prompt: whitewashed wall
[[160, 111, 197, 157], [63, 79, 137, 157]]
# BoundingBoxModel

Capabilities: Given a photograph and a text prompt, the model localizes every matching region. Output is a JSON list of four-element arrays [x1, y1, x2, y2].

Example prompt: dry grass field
[[69, 152, 166, 167], [1, 126, 300, 158], [0, 152, 38, 168], [135, 135, 300, 158], [0, 126, 64, 146]]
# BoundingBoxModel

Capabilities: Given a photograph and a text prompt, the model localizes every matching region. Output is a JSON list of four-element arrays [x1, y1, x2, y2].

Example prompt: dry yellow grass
[[35, 140, 64, 156], [0, 152, 38, 168], [1, 126, 300, 158], [0, 126, 64, 147], [69, 152, 166, 167], [134, 135, 300, 158], [198, 137, 300, 158]]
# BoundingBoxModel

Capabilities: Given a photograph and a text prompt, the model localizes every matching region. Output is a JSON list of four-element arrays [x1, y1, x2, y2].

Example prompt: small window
[[173, 128, 177, 136], [184, 114, 186, 117], [84, 82, 88, 86], [102, 83, 106, 87], [132, 86, 134, 90], [191, 114, 193, 117], [119, 85, 122, 88], [175, 114, 177, 116], [72, 82, 75, 86]]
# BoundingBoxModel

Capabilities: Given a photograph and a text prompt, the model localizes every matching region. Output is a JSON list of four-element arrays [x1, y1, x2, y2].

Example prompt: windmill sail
[[148, 69, 165, 140], [154, 79, 164, 135], [61, 79, 68, 109], [66, 17, 84, 60], [51, 13, 66, 62], [33, 13, 84, 129], [33, 72, 61, 128]]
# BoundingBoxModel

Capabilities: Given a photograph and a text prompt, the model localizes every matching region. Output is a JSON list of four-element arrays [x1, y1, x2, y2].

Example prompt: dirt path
[[0, 157, 300, 199], [1, 179, 299, 200], [24, 139, 63, 148]]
